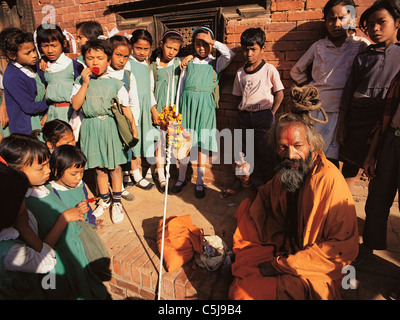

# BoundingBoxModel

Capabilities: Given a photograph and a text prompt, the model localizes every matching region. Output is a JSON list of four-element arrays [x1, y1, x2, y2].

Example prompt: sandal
[[220, 180, 244, 199], [220, 188, 239, 199], [135, 178, 155, 190], [195, 184, 206, 199], [172, 180, 186, 194]]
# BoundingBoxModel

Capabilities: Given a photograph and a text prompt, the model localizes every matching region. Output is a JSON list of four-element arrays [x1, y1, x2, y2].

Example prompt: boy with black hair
[[221, 27, 284, 199]]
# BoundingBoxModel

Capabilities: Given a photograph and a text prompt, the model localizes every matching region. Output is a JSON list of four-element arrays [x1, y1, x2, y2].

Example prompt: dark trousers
[[237, 109, 275, 184], [363, 127, 400, 249]]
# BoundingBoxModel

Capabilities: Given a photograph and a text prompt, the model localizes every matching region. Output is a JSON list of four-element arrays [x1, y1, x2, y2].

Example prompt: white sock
[[196, 166, 205, 189], [176, 163, 188, 186], [132, 168, 150, 187], [157, 167, 165, 183], [145, 166, 153, 180]]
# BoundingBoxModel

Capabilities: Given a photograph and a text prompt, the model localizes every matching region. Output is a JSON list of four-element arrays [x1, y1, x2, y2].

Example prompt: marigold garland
[[158, 105, 184, 148]]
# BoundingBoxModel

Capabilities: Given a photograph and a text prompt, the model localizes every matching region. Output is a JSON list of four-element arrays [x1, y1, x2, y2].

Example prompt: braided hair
[[269, 85, 326, 158]]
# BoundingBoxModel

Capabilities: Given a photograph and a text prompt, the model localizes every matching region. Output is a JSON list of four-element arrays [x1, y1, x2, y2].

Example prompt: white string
[[124, 32, 132, 40], [33, 30, 41, 59], [63, 29, 77, 54], [175, 67, 186, 116]]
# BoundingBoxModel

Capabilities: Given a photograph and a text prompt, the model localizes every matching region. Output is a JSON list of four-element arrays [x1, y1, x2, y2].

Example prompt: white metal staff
[[157, 66, 191, 300]]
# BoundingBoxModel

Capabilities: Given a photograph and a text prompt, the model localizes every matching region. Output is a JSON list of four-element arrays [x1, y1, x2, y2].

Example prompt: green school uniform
[[129, 58, 155, 158], [30, 74, 46, 132], [180, 61, 218, 152], [45, 60, 75, 123], [153, 58, 181, 113], [77, 76, 128, 170], [77, 55, 85, 66], [152, 58, 181, 141], [0, 92, 10, 139], [0, 239, 45, 299], [25, 185, 109, 300], [50, 181, 96, 226]]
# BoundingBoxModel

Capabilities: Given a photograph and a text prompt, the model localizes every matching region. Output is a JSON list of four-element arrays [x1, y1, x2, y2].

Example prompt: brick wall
[[31, 0, 375, 186]]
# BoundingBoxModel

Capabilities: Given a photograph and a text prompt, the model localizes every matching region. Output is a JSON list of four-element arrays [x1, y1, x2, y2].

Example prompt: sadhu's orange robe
[[229, 153, 359, 300]]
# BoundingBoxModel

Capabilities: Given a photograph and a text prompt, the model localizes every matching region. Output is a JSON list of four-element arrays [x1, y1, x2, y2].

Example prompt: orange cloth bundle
[[157, 215, 204, 272]]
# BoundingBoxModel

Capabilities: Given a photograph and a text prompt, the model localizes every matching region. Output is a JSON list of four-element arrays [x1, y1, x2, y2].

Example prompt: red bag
[[157, 215, 204, 272]]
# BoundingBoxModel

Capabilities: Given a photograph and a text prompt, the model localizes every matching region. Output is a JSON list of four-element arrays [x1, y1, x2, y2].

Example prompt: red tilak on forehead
[[286, 126, 292, 145]]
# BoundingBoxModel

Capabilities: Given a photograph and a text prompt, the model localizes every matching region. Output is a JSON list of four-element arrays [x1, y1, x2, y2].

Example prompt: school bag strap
[[210, 59, 220, 109], [110, 97, 139, 150], [122, 69, 131, 91]]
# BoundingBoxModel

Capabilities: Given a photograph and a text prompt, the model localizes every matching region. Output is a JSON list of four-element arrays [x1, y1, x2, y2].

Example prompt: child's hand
[[195, 32, 215, 46], [39, 59, 48, 71], [40, 114, 48, 128], [180, 55, 193, 69], [0, 101, 9, 128], [61, 207, 85, 223], [363, 156, 376, 180], [151, 106, 160, 125], [81, 68, 92, 84], [76, 201, 90, 214]]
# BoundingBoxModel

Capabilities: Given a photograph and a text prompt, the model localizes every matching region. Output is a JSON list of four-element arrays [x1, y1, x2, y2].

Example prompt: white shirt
[[290, 35, 370, 113], [233, 61, 284, 111], [45, 52, 72, 73], [71, 73, 130, 107], [107, 66, 140, 125], [10, 61, 37, 78]]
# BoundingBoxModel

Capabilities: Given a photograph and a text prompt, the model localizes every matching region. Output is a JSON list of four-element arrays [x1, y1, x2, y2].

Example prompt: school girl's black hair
[[0, 133, 50, 169], [130, 29, 153, 46], [323, 0, 356, 20], [109, 35, 132, 51], [36, 24, 69, 53], [240, 27, 266, 48], [50, 144, 86, 181], [41, 119, 73, 148], [149, 30, 183, 62], [76, 21, 104, 41], [81, 39, 113, 60], [359, 0, 400, 35], [0, 27, 34, 61], [0, 163, 30, 230]]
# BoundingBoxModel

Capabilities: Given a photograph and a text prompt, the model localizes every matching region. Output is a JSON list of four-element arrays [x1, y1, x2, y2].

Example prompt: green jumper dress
[[77, 76, 128, 170], [77, 55, 85, 66], [0, 91, 10, 139], [30, 74, 47, 132], [180, 61, 218, 152], [152, 58, 181, 141], [129, 58, 155, 158], [45, 60, 76, 123], [0, 239, 45, 299], [25, 185, 110, 300], [51, 181, 97, 226]]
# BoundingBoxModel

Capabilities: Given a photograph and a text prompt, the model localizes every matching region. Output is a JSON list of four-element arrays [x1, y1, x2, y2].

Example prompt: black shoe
[[194, 185, 206, 199], [135, 178, 155, 190], [157, 180, 166, 194], [171, 180, 186, 194], [123, 174, 134, 188]]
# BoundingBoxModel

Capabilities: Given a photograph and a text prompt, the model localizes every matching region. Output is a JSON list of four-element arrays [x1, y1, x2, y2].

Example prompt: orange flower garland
[[158, 105, 184, 148]]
